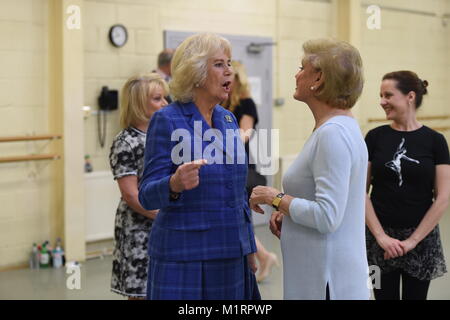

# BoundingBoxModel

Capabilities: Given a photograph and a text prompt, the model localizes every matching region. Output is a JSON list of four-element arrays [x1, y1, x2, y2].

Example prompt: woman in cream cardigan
[[250, 38, 370, 300]]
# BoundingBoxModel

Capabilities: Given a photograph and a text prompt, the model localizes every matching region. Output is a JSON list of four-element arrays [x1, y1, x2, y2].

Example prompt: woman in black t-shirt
[[223, 61, 279, 283], [365, 71, 450, 300]]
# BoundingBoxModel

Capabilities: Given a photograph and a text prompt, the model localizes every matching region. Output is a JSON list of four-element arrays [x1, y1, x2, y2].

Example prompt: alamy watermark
[[66, 4, 380, 31], [367, 5, 381, 30], [66, 264, 81, 290], [170, 121, 280, 175], [368, 265, 381, 290], [66, 5, 81, 30], [64, 262, 381, 292]]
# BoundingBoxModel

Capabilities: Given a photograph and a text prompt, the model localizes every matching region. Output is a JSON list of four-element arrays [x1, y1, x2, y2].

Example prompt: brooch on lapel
[[225, 115, 233, 123]]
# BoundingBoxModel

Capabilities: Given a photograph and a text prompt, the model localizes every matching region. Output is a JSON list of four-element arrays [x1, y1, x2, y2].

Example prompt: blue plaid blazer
[[139, 101, 257, 262]]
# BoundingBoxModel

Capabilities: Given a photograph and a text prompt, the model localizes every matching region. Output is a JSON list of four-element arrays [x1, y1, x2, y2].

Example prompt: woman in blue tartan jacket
[[138, 33, 260, 300]]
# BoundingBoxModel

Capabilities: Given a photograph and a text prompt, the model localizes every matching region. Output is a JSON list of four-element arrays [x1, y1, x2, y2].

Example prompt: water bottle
[[56, 238, 65, 267], [44, 240, 53, 267], [39, 243, 50, 268], [84, 155, 93, 173], [52, 246, 63, 268], [29, 243, 40, 269]]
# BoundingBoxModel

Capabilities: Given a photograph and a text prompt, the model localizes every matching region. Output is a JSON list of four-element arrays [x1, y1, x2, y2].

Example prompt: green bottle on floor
[[40, 243, 50, 268]]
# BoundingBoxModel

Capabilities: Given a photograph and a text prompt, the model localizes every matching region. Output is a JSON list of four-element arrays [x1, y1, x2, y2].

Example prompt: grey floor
[[0, 225, 283, 300], [1, 209, 450, 300]]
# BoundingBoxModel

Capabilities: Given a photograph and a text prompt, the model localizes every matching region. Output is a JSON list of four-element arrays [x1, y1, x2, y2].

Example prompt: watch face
[[109, 25, 127, 47]]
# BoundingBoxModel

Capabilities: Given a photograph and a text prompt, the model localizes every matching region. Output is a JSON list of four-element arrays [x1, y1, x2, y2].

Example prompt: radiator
[[84, 171, 120, 242]]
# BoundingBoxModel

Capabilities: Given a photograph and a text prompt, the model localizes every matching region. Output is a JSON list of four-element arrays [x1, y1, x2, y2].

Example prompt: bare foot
[[256, 252, 280, 283]]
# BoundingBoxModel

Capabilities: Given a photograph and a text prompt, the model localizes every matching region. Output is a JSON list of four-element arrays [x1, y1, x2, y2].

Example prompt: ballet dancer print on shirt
[[384, 138, 420, 187]]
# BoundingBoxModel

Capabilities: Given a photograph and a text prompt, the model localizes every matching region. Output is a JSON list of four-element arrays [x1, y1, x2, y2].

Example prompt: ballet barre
[[431, 126, 450, 132], [0, 134, 62, 143], [368, 115, 450, 123], [0, 154, 61, 163], [0, 134, 62, 164]]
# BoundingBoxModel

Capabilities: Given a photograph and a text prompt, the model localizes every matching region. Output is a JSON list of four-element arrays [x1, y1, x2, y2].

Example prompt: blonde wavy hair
[[303, 38, 364, 109], [222, 60, 251, 112], [119, 73, 169, 129], [170, 33, 232, 103]]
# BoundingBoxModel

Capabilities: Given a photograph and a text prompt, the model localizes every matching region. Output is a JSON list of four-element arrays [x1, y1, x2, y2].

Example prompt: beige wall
[[61, 0, 86, 263], [0, 0, 449, 268], [359, 0, 450, 138], [83, 0, 333, 169], [0, 0, 53, 268]]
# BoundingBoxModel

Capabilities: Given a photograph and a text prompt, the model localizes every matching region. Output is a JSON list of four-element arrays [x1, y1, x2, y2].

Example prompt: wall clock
[[109, 24, 128, 47]]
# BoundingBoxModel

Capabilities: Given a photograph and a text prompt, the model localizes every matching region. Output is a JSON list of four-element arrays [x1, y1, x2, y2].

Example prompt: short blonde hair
[[170, 33, 232, 103], [303, 39, 364, 109], [119, 73, 169, 129], [223, 60, 251, 112]]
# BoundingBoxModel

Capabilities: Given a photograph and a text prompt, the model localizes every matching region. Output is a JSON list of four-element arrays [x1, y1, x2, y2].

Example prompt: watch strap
[[271, 192, 285, 210]]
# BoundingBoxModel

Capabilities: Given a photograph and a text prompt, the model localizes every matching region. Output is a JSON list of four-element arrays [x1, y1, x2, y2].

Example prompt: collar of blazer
[[177, 101, 242, 162], [178, 101, 229, 133]]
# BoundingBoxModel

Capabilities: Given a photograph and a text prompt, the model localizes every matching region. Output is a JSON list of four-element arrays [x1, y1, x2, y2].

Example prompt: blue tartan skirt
[[146, 255, 261, 300]]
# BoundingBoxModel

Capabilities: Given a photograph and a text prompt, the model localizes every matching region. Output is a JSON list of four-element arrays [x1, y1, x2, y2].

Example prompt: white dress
[[281, 116, 370, 300]]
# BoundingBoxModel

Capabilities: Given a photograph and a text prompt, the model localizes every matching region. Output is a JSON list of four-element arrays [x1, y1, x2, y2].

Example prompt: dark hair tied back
[[421, 79, 428, 95], [382, 70, 429, 109]]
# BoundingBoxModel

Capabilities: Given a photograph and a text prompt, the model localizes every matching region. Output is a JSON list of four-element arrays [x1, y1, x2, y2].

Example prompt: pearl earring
[[195, 83, 199, 88], [310, 86, 315, 90]]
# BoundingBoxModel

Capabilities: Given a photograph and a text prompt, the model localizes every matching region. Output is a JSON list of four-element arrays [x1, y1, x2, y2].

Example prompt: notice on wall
[[248, 76, 262, 107]]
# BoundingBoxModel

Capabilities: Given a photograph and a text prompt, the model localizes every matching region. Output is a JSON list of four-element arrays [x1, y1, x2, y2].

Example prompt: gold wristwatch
[[271, 193, 285, 210]]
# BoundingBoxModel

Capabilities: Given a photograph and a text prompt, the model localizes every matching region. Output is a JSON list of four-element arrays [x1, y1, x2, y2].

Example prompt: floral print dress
[[109, 127, 153, 298]]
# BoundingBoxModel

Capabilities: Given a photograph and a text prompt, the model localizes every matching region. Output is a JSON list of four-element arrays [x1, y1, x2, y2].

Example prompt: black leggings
[[373, 269, 431, 300], [326, 283, 330, 300]]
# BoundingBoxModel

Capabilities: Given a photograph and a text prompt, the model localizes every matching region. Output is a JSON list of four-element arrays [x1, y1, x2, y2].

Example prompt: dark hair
[[157, 49, 174, 67], [382, 71, 429, 108]]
